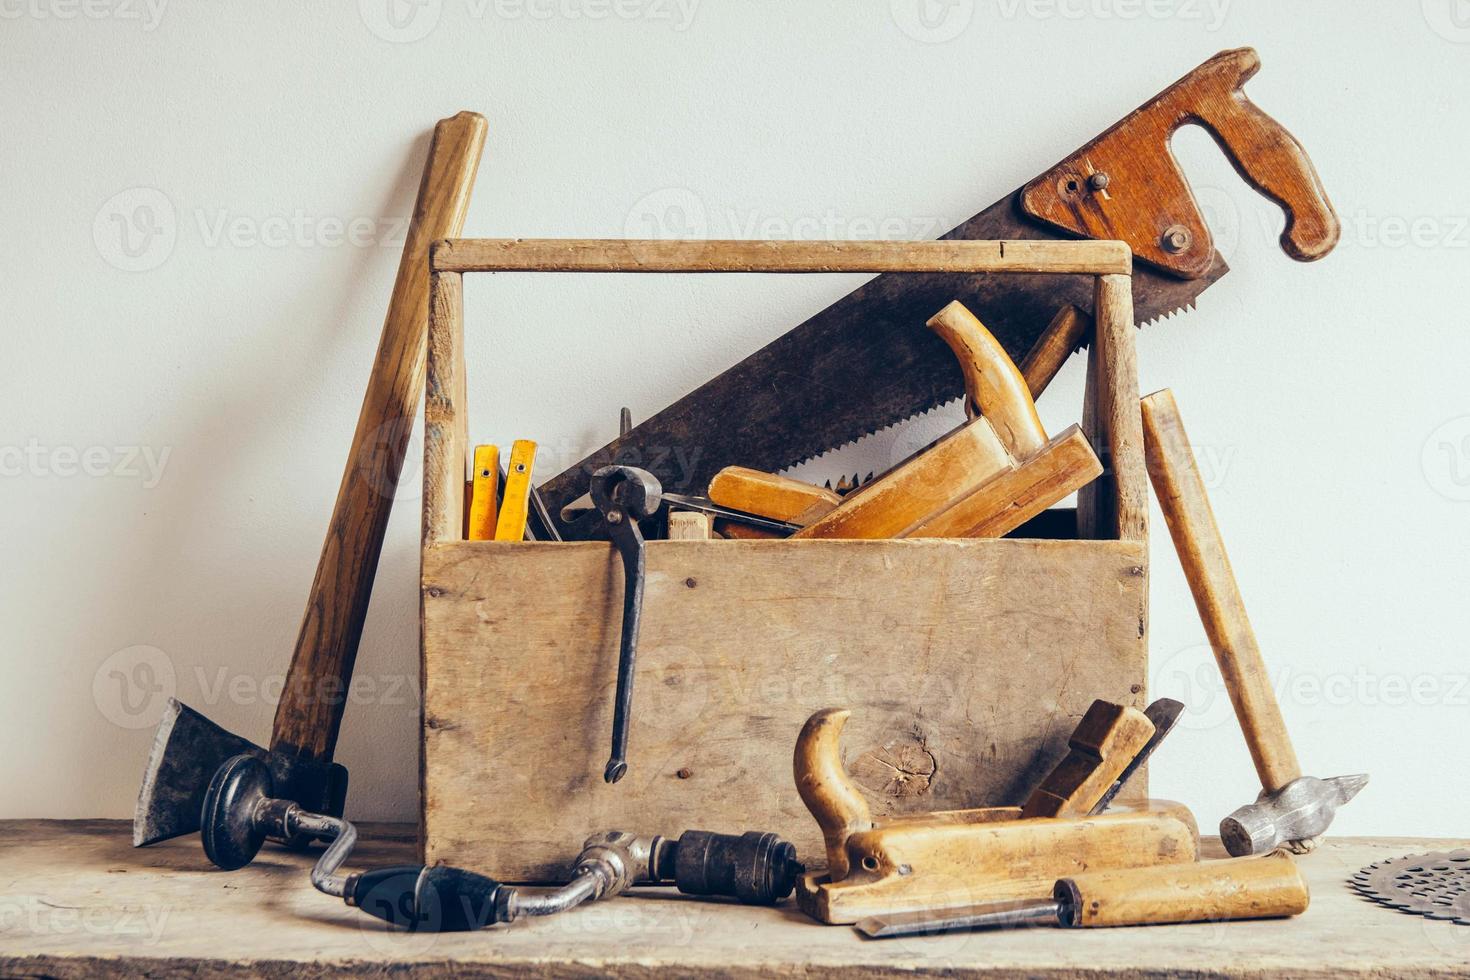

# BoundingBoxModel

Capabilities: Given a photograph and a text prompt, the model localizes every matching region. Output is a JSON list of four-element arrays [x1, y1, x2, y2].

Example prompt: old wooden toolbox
[[419, 238, 1149, 880]]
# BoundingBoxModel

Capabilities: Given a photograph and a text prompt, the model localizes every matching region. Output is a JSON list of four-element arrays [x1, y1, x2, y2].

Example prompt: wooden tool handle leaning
[[1056, 851, 1309, 927], [1140, 389, 1301, 792], [270, 112, 487, 764]]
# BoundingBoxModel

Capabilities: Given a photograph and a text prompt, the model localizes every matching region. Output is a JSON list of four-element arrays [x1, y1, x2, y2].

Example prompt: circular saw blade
[[1352, 850, 1470, 925]]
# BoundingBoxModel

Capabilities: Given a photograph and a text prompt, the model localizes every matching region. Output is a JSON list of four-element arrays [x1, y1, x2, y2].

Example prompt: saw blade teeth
[[781, 397, 964, 473], [1136, 300, 1196, 330]]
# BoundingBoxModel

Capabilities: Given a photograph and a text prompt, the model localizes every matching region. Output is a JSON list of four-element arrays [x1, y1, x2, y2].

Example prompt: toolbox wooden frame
[[420, 239, 1148, 880]]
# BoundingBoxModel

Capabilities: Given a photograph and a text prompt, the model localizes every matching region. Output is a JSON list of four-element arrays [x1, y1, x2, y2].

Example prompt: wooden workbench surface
[[3, 820, 1467, 978]]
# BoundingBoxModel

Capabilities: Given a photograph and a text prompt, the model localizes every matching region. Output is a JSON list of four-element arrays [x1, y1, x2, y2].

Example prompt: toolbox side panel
[[421, 537, 1147, 881]]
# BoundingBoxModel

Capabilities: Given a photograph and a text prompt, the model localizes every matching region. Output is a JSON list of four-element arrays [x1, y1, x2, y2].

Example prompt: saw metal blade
[[1352, 850, 1470, 924], [540, 191, 1226, 537]]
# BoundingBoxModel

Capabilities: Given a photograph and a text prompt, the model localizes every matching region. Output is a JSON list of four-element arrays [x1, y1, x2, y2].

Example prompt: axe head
[[134, 699, 266, 847], [133, 698, 348, 847]]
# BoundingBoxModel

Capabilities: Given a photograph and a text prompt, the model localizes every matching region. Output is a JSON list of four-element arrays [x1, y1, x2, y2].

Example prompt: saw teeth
[[782, 398, 962, 473], [1137, 300, 1196, 330]]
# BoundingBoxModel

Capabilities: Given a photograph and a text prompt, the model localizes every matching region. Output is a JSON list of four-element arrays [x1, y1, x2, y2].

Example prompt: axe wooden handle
[[1140, 389, 1302, 792], [1057, 852, 1309, 927], [270, 112, 487, 764]]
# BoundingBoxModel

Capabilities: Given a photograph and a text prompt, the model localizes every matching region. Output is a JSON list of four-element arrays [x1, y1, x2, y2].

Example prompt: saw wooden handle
[[270, 111, 487, 764], [1140, 389, 1301, 792], [1057, 852, 1309, 927], [1022, 48, 1338, 278], [927, 301, 1047, 459], [1021, 701, 1156, 819]]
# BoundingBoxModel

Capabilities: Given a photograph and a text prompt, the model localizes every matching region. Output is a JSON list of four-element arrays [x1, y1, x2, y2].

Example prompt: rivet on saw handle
[[589, 465, 664, 783]]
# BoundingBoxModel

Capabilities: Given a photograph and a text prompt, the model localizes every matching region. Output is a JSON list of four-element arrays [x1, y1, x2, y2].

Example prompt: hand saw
[[543, 48, 1338, 537]]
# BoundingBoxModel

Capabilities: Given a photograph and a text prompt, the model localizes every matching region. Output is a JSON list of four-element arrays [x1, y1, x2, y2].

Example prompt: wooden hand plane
[[709, 301, 1102, 540], [793, 707, 1199, 924]]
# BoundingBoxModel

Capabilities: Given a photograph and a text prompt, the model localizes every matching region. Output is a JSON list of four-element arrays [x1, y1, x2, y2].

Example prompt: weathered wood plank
[[431, 238, 1133, 275], [422, 537, 1148, 880], [3, 821, 1465, 979]]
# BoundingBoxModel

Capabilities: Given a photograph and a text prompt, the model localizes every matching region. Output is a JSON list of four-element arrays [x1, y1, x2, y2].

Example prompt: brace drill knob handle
[[589, 465, 664, 783]]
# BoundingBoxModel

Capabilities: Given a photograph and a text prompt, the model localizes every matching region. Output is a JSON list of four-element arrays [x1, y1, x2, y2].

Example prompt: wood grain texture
[[708, 466, 841, 525], [421, 538, 1148, 880], [1020, 305, 1092, 398], [666, 511, 713, 540], [1141, 389, 1302, 791], [1094, 273, 1147, 543], [1021, 48, 1339, 278], [926, 300, 1047, 458], [1059, 852, 1309, 927], [422, 270, 467, 547], [800, 801, 1200, 924], [432, 238, 1132, 275], [1076, 331, 1106, 540], [793, 419, 1012, 540], [4, 822, 1463, 979], [270, 111, 485, 763], [1019, 701, 1156, 819], [905, 425, 1101, 539]]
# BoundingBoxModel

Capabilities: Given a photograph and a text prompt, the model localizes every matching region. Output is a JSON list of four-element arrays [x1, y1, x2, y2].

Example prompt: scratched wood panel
[[421, 537, 1147, 881]]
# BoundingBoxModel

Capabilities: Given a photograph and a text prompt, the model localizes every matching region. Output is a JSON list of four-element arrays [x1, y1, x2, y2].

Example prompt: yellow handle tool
[[494, 440, 538, 541], [466, 445, 500, 540]]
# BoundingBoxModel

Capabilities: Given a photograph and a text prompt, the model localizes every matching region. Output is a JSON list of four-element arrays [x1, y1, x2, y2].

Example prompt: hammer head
[[1219, 773, 1369, 857], [133, 698, 347, 847]]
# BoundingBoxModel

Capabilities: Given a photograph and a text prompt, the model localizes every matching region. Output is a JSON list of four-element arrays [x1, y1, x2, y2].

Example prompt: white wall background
[[2, 1, 1466, 838]]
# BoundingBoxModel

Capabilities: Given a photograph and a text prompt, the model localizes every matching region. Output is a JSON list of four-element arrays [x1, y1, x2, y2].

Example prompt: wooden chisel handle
[[1140, 389, 1301, 792], [1057, 852, 1308, 927], [270, 112, 487, 764]]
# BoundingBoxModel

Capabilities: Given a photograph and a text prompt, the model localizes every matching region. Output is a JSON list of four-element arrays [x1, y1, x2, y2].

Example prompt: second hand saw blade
[[542, 192, 1225, 536]]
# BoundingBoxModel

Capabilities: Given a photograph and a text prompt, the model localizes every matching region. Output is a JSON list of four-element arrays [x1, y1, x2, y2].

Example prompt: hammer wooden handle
[[270, 112, 487, 764], [1140, 389, 1302, 791], [1057, 852, 1309, 927]]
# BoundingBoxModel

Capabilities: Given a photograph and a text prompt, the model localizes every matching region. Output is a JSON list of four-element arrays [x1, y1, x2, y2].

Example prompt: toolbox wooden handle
[[1140, 389, 1302, 791], [271, 112, 487, 763], [927, 301, 1047, 459], [1022, 48, 1338, 278], [1056, 852, 1309, 927]]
